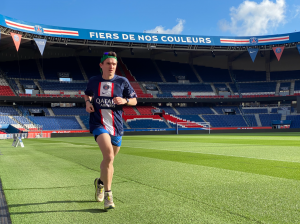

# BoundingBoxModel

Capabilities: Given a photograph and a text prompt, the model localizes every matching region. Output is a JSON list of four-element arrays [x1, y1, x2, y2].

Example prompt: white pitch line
[[121, 146, 300, 164]]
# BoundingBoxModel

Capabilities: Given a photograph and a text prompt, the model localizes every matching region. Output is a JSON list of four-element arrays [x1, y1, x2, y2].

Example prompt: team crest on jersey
[[103, 84, 110, 90], [249, 37, 258, 45], [34, 25, 44, 34]]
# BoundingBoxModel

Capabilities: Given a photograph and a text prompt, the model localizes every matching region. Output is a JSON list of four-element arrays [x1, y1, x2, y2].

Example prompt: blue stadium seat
[[286, 115, 300, 128], [52, 107, 88, 116], [175, 107, 213, 115], [28, 116, 82, 130], [233, 70, 266, 82], [127, 119, 168, 129], [193, 65, 232, 82], [0, 59, 41, 79], [203, 115, 247, 127], [0, 106, 19, 115], [242, 108, 268, 114], [259, 114, 282, 126]]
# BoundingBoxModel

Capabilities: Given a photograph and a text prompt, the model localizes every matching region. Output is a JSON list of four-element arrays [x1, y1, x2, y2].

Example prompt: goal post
[[176, 121, 211, 134]]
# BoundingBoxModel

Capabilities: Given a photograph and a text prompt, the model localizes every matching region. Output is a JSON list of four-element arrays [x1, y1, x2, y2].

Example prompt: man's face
[[100, 58, 117, 76]]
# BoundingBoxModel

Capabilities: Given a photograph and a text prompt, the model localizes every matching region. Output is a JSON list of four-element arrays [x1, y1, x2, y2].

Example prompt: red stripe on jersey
[[99, 109, 106, 131], [111, 111, 115, 135], [111, 83, 114, 97], [98, 82, 101, 96]]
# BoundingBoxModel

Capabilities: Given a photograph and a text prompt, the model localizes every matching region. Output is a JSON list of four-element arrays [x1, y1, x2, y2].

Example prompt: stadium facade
[[0, 14, 299, 137]]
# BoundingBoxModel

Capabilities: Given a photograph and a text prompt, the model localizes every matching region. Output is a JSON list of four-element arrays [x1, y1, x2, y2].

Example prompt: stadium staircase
[[75, 116, 87, 130], [161, 117, 172, 128], [76, 57, 88, 81], [35, 58, 45, 79], [254, 114, 262, 127], [210, 84, 218, 95], [210, 108, 218, 115], [171, 106, 180, 115], [152, 60, 166, 83], [118, 58, 136, 82], [133, 107, 141, 115], [190, 65, 203, 82], [226, 83, 235, 95], [290, 81, 295, 95], [48, 108, 55, 116], [15, 79, 25, 94], [8, 116, 28, 131], [123, 119, 131, 129], [275, 82, 280, 95], [34, 80, 44, 94]]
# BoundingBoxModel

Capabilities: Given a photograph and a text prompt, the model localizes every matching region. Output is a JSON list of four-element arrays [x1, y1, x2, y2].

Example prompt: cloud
[[219, 0, 286, 36], [144, 19, 185, 34]]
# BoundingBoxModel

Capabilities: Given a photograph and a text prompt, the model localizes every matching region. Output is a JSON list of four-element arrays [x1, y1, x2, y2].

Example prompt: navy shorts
[[92, 128, 122, 147]]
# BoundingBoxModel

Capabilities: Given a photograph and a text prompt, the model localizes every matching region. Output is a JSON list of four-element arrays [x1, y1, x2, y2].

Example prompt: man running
[[84, 52, 137, 211]]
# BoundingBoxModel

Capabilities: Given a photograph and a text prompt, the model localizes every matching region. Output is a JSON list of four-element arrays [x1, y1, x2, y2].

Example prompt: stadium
[[0, 13, 300, 223]]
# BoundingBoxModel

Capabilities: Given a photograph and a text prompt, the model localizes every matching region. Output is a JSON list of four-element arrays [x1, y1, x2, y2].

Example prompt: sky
[[1, 0, 300, 37]]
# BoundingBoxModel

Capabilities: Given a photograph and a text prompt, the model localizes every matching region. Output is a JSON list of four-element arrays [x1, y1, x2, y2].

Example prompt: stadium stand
[[259, 114, 282, 127], [27, 116, 82, 130], [202, 115, 248, 127], [157, 106, 176, 114], [0, 106, 19, 115], [80, 116, 89, 129], [233, 70, 266, 82], [270, 70, 300, 81], [0, 116, 17, 124], [18, 106, 50, 116], [123, 106, 137, 115], [40, 57, 84, 80], [213, 106, 241, 115], [51, 107, 88, 116], [0, 77, 15, 96], [193, 65, 232, 82], [242, 108, 268, 114], [0, 59, 41, 79], [163, 114, 205, 128], [175, 107, 214, 115], [156, 92, 173, 98], [136, 106, 156, 115], [286, 115, 300, 128], [121, 58, 162, 82], [244, 115, 258, 127], [158, 83, 213, 93], [294, 81, 300, 93], [155, 60, 199, 82], [127, 119, 168, 129]]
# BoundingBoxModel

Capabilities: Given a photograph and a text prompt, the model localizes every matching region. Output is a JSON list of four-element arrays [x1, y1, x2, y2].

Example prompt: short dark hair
[[103, 51, 117, 57]]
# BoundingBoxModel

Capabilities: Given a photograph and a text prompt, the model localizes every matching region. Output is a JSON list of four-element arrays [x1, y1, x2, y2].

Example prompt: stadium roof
[[0, 14, 299, 52]]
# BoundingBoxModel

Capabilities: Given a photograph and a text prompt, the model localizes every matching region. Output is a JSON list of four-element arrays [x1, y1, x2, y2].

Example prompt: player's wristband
[[85, 100, 91, 103], [125, 98, 129, 105]]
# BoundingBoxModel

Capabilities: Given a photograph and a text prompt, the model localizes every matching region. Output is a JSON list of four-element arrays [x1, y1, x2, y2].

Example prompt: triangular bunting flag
[[10, 33, 22, 52], [247, 48, 259, 62], [272, 46, 285, 61], [297, 45, 300, 55], [34, 38, 47, 56]]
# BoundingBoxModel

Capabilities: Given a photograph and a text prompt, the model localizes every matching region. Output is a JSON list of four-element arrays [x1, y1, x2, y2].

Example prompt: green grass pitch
[[1, 133, 300, 223]]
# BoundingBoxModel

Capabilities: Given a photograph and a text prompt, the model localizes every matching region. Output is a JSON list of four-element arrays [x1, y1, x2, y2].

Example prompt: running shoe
[[94, 178, 104, 202], [104, 191, 115, 211]]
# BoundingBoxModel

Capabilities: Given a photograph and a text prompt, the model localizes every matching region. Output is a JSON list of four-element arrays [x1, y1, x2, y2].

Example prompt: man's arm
[[84, 95, 95, 113], [113, 97, 137, 106]]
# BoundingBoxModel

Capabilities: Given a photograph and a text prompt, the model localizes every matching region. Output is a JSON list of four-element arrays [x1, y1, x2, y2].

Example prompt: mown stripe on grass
[[120, 147, 300, 181]]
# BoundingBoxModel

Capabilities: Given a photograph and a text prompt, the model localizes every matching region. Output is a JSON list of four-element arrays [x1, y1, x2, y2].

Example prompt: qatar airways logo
[[96, 98, 115, 108], [90, 32, 212, 44]]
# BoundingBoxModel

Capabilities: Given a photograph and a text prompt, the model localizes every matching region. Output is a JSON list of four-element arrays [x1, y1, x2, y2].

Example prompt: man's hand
[[113, 97, 127, 105], [86, 101, 95, 113]]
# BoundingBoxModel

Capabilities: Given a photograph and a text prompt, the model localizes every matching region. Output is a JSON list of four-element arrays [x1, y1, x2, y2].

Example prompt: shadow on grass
[[10, 208, 107, 215], [8, 200, 97, 208]]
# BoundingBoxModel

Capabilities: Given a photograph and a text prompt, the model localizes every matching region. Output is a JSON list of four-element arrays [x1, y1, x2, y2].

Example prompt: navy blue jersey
[[84, 75, 137, 136]]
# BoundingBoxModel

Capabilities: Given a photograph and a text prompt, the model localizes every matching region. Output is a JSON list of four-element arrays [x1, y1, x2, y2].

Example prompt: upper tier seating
[[158, 84, 213, 92], [156, 93, 173, 98], [130, 82, 153, 98], [38, 81, 87, 91], [242, 108, 268, 114], [286, 115, 300, 128], [175, 107, 214, 115], [155, 61, 199, 82], [229, 84, 239, 94], [237, 82, 276, 94], [118, 58, 136, 81], [0, 59, 41, 79], [18, 106, 50, 116], [280, 82, 291, 89], [13, 116, 38, 130], [41, 57, 84, 80], [136, 106, 156, 115], [214, 84, 228, 90], [233, 70, 266, 82], [259, 114, 282, 126], [52, 107, 88, 116], [122, 58, 162, 82], [28, 116, 82, 130], [193, 65, 232, 82], [123, 115, 162, 121], [270, 70, 300, 81], [213, 106, 241, 115], [0, 106, 19, 115], [176, 115, 204, 123]]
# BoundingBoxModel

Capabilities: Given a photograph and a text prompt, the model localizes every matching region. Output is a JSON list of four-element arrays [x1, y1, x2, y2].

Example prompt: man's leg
[[96, 133, 115, 191]]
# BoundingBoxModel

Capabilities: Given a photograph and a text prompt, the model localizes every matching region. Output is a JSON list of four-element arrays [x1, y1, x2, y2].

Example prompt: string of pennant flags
[[2, 32, 300, 61]]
